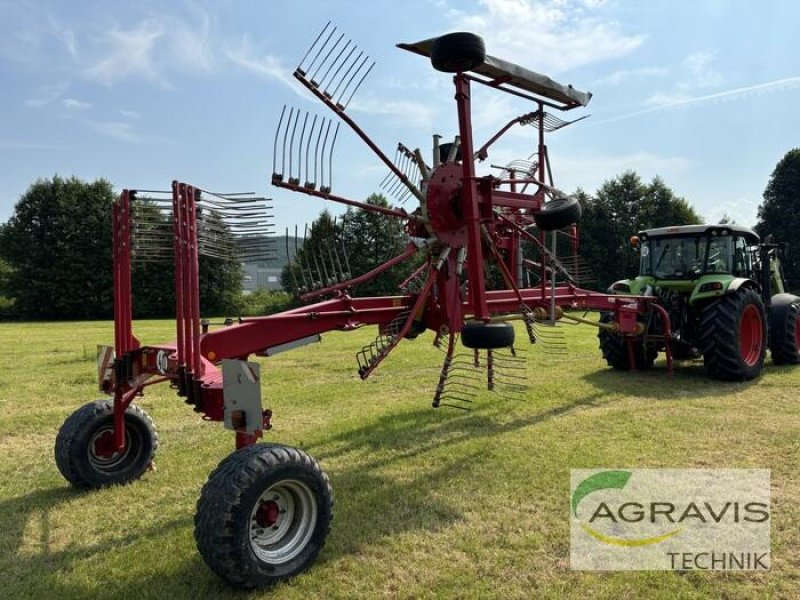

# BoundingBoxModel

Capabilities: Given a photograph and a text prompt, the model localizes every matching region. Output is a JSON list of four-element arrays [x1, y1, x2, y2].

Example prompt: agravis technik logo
[[570, 469, 770, 570]]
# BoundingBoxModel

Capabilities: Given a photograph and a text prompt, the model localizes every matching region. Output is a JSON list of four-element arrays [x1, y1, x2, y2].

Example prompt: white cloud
[[24, 82, 69, 108], [597, 77, 800, 124], [118, 109, 141, 119], [225, 37, 306, 98], [593, 66, 668, 87], [85, 12, 213, 86], [0, 141, 60, 150], [349, 95, 438, 129], [701, 197, 759, 228], [82, 119, 147, 143], [644, 50, 727, 106], [447, 0, 644, 73], [62, 98, 92, 110], [555, 151, 691, 193]]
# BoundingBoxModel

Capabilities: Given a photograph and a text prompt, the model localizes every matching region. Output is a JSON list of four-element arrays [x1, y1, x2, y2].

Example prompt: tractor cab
[[636, 224, 760, 281]]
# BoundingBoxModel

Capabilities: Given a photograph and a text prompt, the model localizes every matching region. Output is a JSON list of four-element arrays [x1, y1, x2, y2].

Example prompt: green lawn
[[0, 318, 798, 599]]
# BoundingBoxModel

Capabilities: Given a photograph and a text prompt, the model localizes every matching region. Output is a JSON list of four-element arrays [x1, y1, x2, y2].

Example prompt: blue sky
[[1, 0, 798, 233]]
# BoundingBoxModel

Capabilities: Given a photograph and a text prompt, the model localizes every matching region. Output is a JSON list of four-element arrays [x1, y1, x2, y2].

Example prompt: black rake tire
[[533, 196, 582, 231], [699, 287, 767, 381], [55, 400, 158, 489], [597, 312, 656, 371], [461, 320, 515, 349], [194, 443, 333, 589], [769, 295, 800, 365], [430, 32, 486, 73]]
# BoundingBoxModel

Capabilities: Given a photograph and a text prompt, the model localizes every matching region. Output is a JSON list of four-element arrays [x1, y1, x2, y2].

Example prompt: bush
[[234, 290, 293, 317]]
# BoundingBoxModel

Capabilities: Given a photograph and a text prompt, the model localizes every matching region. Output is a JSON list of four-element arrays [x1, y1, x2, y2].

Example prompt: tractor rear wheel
[[430, 32, 486, 73], [195, 443, 333, 589], [597, 312, 656, 370], [769, 295, 800, 365], [699, 287, 767, 380], [55, 400, 158, 489], [461, 321, 515, 349]]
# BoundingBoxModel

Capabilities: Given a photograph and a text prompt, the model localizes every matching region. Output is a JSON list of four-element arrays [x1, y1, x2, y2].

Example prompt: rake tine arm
[[299, 243, 420, 302], [292, 71, 425, 203], [272, 178, 426, 223]]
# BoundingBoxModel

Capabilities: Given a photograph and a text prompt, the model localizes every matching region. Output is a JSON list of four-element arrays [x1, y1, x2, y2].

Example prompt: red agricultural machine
[[55, 28, 685, 588]]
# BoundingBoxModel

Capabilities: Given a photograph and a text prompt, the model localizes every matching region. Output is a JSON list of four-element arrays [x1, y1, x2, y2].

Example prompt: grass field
[[0, 318, 798, 599]]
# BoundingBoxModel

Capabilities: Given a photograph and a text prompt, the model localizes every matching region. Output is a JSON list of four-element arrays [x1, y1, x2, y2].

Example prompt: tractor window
[[642, 236, 708, 279], [705, 236, 733, 273], [732, 236, 752, 277]]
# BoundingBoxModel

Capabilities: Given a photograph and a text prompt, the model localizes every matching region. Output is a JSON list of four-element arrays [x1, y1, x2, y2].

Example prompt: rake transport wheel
[[699, 287, 767, 380], [55, 400, 158, 489], [461, 321, 515, 349], [597, 313, 656, 371], [430, 32, 486, 73], [533, 197, 582, 231], [769, 294, 800, 365], [194, 444, 333, 589]]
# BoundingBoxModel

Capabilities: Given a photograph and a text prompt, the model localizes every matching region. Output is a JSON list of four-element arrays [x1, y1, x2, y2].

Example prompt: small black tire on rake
[[461, 321, 515, 349], [194, 443, 333, 589], [430, 32, 486, 73], [55, 400, 158, 489], [533, 196, 582, 231]]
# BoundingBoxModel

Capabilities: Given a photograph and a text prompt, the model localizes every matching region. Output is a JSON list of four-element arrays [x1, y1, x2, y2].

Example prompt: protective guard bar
[[397, 37, 592, 109]]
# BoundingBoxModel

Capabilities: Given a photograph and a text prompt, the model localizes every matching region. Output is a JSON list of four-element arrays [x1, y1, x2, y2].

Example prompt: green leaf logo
[[572, 470, 681, 546]]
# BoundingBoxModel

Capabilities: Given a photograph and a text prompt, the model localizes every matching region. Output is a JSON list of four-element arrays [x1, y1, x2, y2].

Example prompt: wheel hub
[[92, 429, 118, 459], [256, 500, 281, 528], [738, 304, 763, 366], [249, 480, 318, 565]]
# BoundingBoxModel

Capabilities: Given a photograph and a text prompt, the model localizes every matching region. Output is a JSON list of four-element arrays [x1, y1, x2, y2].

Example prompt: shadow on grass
[[582, 360, 760, 400], [0, 486, 197, 598], [0, 391, 611, 598]]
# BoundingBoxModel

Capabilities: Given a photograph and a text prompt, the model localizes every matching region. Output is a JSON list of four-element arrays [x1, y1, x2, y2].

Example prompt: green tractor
[[599, 224, 800, 380]]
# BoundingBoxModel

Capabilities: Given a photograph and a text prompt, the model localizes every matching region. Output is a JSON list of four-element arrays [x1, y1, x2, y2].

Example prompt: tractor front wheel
[[699, 288, 767, 380], [194, 444, 333, 589], [597, 312, 656, 370], [55, 400, 158, 489]]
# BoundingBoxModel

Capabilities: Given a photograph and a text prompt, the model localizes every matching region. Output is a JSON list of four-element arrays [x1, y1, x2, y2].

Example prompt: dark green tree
[[340, 194, 416, 297], [282, 195, 418, 298], [755, 148, 800, 292], [0, 176, 115, 319], [0, 177, 244, 319], [577, 172, 701, 290]]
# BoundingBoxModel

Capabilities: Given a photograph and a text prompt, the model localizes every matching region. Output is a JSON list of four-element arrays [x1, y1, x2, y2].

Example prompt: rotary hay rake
[[55, 27, 675, 589]]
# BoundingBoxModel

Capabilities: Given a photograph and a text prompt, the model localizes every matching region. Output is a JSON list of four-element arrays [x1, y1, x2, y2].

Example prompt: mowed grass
[[0, 317, 798, 599]]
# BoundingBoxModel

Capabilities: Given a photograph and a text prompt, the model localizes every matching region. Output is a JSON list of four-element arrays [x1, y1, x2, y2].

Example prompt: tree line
[[1, 149, 797, 320]]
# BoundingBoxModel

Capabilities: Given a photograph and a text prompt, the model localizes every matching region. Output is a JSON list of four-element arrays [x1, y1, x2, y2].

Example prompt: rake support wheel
[[769, 293, 800, 365], [533, 196, 582, 231], [430, 32, 486, 73], [461, 321, 515, 349], [55, 400, 158, 489], [699, 287, 767, 380], [597, 313, 656, 371], [194, 443, 333, 589]]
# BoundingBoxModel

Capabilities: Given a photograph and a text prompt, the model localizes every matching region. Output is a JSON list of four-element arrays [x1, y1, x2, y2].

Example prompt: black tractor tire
[[699, 287, 767, 380], [533, 196, 582, 231], [430, 32, 486, 73], [461, 321, 515, 349], [597, 312, 657, 370], [195, 444, 333, 589], [55, 400, 158, 489], [769, 294, 800, 365]]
